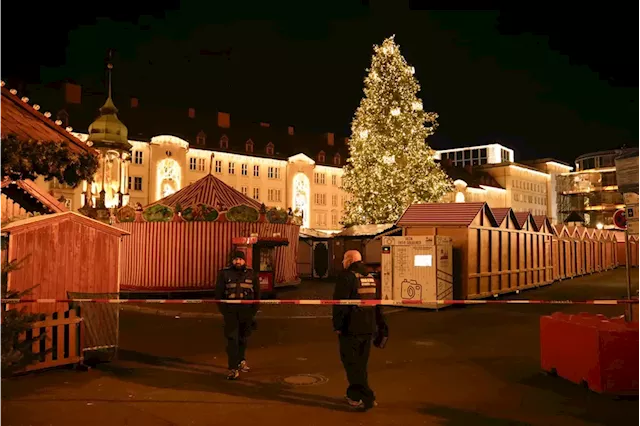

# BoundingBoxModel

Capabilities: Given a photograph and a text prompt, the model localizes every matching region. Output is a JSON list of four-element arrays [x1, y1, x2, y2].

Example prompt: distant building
[[556, 150, 623, 228], [436, 143, 572, 223], [21, 76, 348, 233]]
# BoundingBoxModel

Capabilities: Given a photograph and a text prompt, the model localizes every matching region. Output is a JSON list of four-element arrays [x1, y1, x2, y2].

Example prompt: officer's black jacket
[[332, 261, 386, 335], [214, 265, 260, 315]]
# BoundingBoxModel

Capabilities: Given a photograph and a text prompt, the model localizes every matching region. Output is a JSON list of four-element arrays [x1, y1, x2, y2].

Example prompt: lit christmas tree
[[342, 36, 452, 225]]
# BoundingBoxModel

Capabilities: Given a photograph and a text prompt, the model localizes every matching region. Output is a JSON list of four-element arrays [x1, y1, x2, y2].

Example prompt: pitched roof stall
[[1, 86, 94, 154]]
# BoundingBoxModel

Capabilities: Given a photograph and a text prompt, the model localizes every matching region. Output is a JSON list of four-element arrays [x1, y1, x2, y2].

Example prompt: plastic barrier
[[540, 312, 639, 395]]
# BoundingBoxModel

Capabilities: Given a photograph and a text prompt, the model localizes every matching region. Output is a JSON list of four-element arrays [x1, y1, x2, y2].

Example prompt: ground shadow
[[97, 360, 355, 412], [518, 372, 638, 425], [419, 404, 531, 426]]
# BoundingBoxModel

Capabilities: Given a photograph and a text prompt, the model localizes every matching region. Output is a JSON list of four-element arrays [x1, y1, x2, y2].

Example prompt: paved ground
[[2, 269, 638, 426]]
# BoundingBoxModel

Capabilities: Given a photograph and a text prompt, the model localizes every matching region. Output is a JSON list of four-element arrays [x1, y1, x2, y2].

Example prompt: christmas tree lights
[[342, 36, 452, 225]]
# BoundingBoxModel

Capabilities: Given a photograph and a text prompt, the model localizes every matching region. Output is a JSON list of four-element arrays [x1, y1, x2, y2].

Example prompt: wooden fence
[[19, 309, 83, 373]]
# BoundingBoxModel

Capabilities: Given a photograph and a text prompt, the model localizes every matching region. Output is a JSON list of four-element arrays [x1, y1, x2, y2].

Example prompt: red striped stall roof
[[146, 173, 261, 211], [396, 202, 497, 227]]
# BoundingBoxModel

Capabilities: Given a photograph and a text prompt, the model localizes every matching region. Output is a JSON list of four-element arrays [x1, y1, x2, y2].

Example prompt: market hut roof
[[1, 178, 67, 215], [397, 202, 498, 227], [146, 173, 261, 211], [1, 85, 93, 154]]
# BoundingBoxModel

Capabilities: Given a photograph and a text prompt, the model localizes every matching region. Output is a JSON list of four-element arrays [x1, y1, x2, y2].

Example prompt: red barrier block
[[541, 312, 639, 395]]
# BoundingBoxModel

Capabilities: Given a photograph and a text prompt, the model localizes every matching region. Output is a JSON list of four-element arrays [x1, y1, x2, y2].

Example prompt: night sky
[[4, 1, 638, 163]]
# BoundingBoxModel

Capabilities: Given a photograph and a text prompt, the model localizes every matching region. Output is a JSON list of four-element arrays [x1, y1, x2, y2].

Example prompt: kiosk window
[[414, 255, 432, 267]]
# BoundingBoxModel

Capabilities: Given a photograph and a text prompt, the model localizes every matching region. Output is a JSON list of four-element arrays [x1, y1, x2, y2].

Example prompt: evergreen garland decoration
[[1, 135, 99, 187]]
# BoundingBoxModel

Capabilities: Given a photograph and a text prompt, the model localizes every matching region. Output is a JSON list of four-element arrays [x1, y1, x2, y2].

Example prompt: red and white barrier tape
[[1, 298, 637, 306]]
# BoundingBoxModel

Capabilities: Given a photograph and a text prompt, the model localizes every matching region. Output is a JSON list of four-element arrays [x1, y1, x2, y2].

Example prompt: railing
[[20, 309, 83, 372]]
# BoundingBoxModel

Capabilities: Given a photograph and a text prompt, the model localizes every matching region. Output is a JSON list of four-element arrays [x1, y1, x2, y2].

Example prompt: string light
[[44, 112, 52, 118], [21, 97, 29, 103], [33, 104, 41, 111], [0, 81, 5, 87], [66, 126, 73, 132], [55, 120, 63, 125], [9, 89, 17, 95], [342, 35, 452, 226]]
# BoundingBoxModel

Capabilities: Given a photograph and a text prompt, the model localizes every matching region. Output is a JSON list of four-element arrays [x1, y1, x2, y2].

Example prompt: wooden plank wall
[[7, 220, 121, 314], [466, 225, 553, 299], [116, 222, 300, 291]]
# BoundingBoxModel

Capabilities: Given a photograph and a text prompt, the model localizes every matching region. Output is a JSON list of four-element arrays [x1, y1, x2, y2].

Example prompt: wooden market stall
[[298, 228, 334, 279], [115, 173, 300, 292], [396, 203, 554, 300], [553, 224, 576, 280], [614, 231, 639, 267], [2, 212, 128, 314], [332, 224, 400, 276]]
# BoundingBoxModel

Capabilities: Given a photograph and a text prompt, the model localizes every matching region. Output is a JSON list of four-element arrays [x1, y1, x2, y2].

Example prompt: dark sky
[[3, 1, 638, 163]]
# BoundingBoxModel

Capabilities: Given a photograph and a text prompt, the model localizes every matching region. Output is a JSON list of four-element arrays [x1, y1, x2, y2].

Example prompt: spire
[[99, 53, 118, 115], [88, 49, 130, 151]]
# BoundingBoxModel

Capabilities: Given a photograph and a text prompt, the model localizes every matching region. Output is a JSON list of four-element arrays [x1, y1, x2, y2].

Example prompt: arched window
[[220, 135, 229, 149], [245, 139, 254, 153], [318, 151, 326, 163], [266, 142, 274, 156], [333, 153, 341, 165], [196, 131, 206, 145]]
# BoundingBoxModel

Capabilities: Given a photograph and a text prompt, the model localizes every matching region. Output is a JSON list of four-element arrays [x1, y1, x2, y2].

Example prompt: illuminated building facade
[[437, 144, 573, 223], [556, 150, 623, 228]]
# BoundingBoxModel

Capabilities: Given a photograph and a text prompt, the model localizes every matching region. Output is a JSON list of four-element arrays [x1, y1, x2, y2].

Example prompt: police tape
[[1, 298, 638, 306]]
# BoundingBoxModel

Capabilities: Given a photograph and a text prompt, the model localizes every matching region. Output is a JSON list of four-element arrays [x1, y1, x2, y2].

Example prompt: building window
[[241, 164, 248, 176], [196, 131, 206, 145], [315, 193, 327, 205], [266, 142, 274, 156], [132, 177, 143, 191], [332, 213, 338, 226], [246, 140, 254, 153], [268, 167, 280, 179], [268, 189, 282, 202], [215, 160, 222, 173], [229, 162, 235, 174], [198, 158, 205, 172], [314, 173, 326, 185], [333, 153, 341, 165], [479, 148, 487, 165], [318, 151, 326, 163], [189, 157, 197, 170], [332, 175, 338, 186], [332, 194, 338, 206], [316, 213, 327, 226], [134, 151, 143, 165], [253, 188, 260, 200], [220, 135, 229, 149], [241, 186, 248, 196], [253, 165, 260, 177]]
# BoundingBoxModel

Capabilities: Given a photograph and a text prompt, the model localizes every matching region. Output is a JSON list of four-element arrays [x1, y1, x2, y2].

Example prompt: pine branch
[[1, 135, 99, 187]]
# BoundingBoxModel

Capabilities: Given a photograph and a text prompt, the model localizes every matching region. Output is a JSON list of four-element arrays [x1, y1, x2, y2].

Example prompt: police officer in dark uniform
[[215, 251, 260, 380], [333, 250, 388, 411]]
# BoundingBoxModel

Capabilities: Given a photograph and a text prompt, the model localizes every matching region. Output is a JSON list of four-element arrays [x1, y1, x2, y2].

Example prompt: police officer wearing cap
[[215, 250, 260, 380], [333, 250, 388, 411]]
